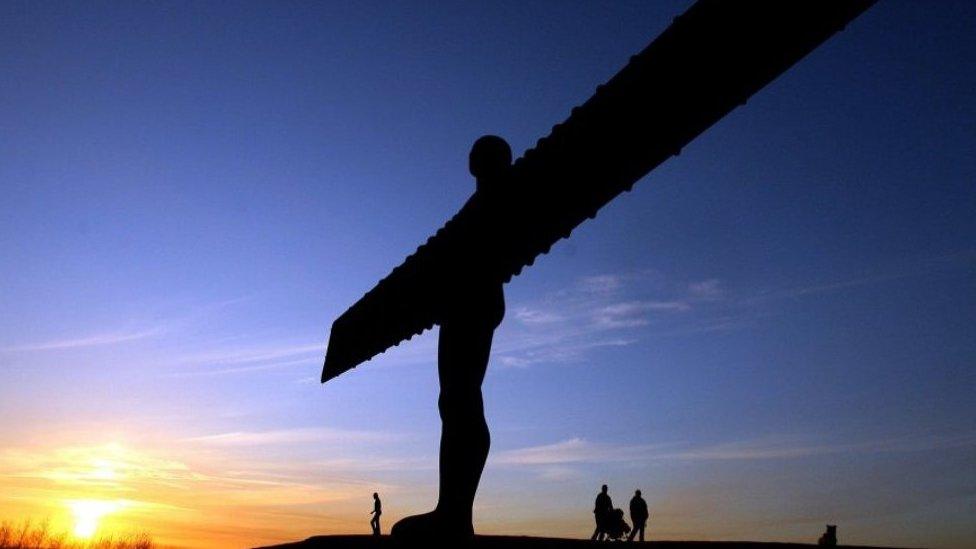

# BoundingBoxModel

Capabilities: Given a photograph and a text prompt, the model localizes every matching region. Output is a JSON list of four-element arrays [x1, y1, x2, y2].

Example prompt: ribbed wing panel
[[323, 0, 875, 383]]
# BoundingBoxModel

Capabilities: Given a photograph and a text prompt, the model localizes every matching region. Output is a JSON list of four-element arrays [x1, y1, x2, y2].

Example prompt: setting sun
[[68, 499, 124, 539]]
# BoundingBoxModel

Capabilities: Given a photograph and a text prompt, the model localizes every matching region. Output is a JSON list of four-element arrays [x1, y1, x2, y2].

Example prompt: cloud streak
[[489, 257, 962, 371], [493, 438, 672, 466], [179, 344, 323, 366], [183, 427, 403, 446], [1, 328, 164, 352], [0, 297, 251, 353], [493, 431, 976, 468], [491, 272, 714, 368]]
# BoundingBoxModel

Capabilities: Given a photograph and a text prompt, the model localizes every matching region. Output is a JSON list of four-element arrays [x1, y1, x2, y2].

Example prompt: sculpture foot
[[391, 510, 473, 541]]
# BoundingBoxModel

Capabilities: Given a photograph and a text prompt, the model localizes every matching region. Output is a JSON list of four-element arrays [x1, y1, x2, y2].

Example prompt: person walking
[[591, 484, 613, 541], [627, 489, 648, 542], [370, 492, 382, 535]]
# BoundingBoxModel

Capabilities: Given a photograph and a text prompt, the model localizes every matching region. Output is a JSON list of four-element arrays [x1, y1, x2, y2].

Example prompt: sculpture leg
[[392, 317, 495, 539], [435, 319, 492, 529]]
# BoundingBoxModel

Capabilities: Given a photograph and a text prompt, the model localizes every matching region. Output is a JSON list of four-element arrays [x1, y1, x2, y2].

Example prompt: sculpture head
[[601, 484, 608, 494], [469, 135, 512, 189], [635, 489, 641, 497], [373, 492, 379, 499]]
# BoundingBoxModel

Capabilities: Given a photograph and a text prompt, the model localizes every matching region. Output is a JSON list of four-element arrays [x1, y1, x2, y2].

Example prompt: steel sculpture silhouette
[[320, 0, 876, 539]]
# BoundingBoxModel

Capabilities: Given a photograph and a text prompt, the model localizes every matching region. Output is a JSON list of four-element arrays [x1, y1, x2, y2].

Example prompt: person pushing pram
[[591, 484, 651, 541], [591, 485, 632, 541]]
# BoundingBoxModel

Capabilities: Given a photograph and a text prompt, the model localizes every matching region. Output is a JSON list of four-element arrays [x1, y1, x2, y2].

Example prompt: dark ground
[[256, 536, 912, 549]]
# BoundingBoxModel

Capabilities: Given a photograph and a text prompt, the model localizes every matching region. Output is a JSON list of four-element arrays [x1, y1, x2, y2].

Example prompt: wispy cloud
[[311, 456, 436, 473], [577, 274, 625, 294], [491, 255, 968, 370], [1, 328, 164, 352], [493, 431, 976, 468], [160, 342, 326, 378], [492, 271, 707, 368], [688, 278, 723, 300], [742, 252, 976, 305], [495, 338, 634, 368], [593, 300, 691, 328], [493, 438, 672, 466], [179, 343, 323, 366], [166, 357, 316, 378], [743, 273, 909, 304], [0, 297, 250, 353], [2, 442, 200, 487], [183, 427, 402, 446], [513, 307, 565, 325]]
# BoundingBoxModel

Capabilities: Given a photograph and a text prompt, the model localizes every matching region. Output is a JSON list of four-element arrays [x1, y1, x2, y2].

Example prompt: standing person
[[591, 484, 613, 541], [370, 492, 382, 536], [627, 490, 648, 542]]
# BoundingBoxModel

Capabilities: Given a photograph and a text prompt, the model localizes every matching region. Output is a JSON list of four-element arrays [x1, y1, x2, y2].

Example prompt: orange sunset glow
[[0, 435, 400, 547]]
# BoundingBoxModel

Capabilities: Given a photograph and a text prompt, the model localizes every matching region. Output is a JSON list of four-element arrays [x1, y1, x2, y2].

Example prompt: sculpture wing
[[323, 0, 876, 383]]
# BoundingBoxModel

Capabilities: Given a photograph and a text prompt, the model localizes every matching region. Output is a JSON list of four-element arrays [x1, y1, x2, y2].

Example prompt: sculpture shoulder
[[440, 276, 505, 327]]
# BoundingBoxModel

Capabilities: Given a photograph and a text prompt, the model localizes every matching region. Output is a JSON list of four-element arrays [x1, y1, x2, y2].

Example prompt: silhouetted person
[[818, 525, 837, 546], [627, 489, 648, 542], [391, 136, 511, 541], [591, 484, 613, 541], [369, 492, 382, 536]]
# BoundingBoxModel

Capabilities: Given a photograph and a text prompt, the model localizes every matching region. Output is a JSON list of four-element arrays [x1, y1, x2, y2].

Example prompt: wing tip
[[321, 356, 338, 384]]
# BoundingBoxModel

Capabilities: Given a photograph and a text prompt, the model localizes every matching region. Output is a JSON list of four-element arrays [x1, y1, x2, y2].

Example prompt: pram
[[603, 508, 631, 541]]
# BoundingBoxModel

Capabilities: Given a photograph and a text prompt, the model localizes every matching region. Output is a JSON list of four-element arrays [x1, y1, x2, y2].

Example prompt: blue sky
[[1, 1, 974, 547]]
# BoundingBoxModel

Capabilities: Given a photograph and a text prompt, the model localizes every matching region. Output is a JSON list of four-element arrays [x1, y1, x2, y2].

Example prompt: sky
[[1, 1, 974, 548]]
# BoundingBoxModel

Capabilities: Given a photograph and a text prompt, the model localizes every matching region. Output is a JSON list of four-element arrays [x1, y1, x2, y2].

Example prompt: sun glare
[[67, 499, 124, 539], [89, 458, 118, 480]]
